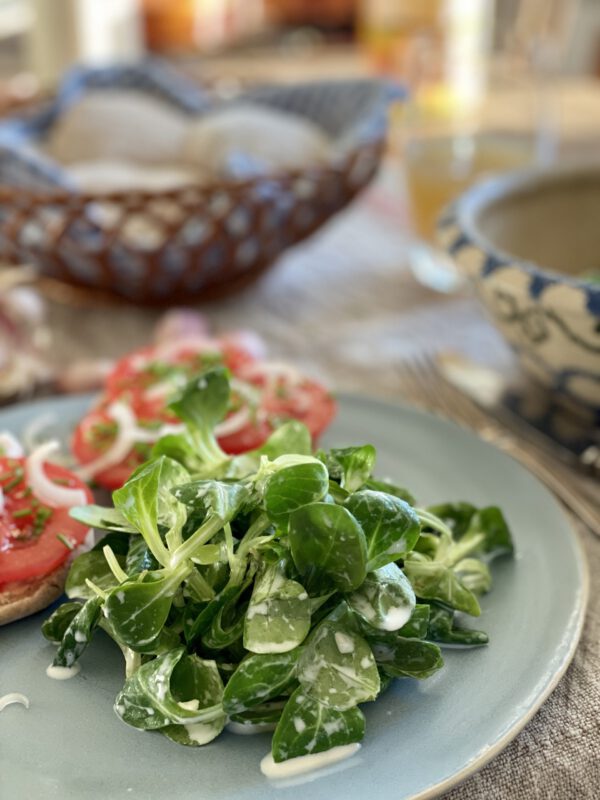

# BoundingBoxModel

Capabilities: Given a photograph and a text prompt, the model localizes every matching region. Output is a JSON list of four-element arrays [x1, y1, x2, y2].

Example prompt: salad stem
[[169, 516, 225, 568], [103, 545, 128, 583], [186, 568, 215, 601]]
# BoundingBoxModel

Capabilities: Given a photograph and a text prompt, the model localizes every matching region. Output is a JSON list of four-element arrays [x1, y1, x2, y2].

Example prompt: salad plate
[[1, 392, 588, 800]]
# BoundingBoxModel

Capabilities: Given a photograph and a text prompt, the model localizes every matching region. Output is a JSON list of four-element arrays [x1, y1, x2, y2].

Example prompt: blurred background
[[0, 0, 599, 459]]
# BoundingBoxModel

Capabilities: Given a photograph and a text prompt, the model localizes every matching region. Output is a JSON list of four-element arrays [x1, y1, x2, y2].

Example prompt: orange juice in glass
[[400, 71, 556, 292], [405, 130, 539, 244]]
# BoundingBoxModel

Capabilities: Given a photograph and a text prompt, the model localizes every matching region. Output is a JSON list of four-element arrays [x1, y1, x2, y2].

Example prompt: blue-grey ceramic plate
[[0, 393, 588, 799]]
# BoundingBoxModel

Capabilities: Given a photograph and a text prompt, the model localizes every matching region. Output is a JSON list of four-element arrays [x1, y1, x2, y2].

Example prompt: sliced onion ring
[[27, 441, 88, 508], [0, 693, 29, 712], [75, 403, 137, 482], [215, 406, 251, 438], [239, 361, 304, 387], [133, 422, 185, 443], [0, 431, 24, 458], [75, 402, 184, 481]]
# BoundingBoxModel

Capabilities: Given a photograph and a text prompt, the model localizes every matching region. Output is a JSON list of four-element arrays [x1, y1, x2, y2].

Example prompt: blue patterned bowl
[[438, 165, 600, 410], [0, 61, 398, 304]]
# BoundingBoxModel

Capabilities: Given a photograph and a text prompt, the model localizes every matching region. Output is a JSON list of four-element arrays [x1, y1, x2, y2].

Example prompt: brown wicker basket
[[0, 67, 394, 304]]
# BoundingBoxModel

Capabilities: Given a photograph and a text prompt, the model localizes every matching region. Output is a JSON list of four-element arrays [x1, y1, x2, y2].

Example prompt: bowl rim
[[439, 161, 600, 298]]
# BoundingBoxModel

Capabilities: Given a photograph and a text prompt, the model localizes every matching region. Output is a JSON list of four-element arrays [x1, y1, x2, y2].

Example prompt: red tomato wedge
[[0, 457, 93, 586], [72, 366, 337, 490]]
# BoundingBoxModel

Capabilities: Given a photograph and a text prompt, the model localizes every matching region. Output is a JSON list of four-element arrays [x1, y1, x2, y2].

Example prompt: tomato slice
[[72, 370, 337, 490], [104, 338, 256, 402], [0, 457, 93, 586], [71, 405, 155, 491], [258, 379, 337, 443]]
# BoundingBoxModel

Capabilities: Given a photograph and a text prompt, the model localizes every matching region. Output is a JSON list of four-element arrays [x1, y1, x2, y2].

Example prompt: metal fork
[[396, 353, 600, 537]]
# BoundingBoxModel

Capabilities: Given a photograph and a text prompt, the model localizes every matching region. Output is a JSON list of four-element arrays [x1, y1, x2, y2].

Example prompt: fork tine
[[396, 352, 490, 432]]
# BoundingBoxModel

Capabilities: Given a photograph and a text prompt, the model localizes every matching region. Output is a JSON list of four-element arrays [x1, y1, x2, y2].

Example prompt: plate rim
[[0, 390, 590, 799]]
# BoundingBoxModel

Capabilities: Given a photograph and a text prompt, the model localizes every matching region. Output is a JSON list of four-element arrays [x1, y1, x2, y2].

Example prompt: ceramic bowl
[[438, 164, 600, 411]]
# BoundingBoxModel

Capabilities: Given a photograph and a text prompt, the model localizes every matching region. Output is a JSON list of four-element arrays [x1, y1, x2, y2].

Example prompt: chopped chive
[[0, 469, 14, 481], [12, 507, 34, 518], [32, 507, 52, 536], [56, 533, 76, 550], [137, 419, 162, 430], [93, 422, 118, 437], [52, 477, 71, 486], [4, 468, 24, 491], [15, 486, 34, 499]]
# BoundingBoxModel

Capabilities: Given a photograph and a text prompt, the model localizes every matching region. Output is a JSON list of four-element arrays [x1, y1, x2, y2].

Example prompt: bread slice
[[0, 563, 70, 625]]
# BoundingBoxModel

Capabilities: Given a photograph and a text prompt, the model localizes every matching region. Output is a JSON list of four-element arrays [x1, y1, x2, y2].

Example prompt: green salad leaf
[[262, 459, 329, 526], [223, 651, 300, 715], [297, 612, 380, 710], [272, 686, 365, 762], [320, 445, 376, 492], [289, 502, 367, 593], [346, 563, 416, 632], [244, 562, 311, 653], [345, 490, 420, 569], [44, 368, 514, 771]]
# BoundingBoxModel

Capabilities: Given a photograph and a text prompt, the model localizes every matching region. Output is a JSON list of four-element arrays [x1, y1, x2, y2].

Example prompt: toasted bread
[[0, 563, 70, 625]]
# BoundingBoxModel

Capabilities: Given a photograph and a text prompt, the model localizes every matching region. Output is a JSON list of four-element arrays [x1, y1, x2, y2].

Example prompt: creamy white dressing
[[46, 663, 81, 680], [334, 632, 355, 654], [226, 721, 277, 736], [178, 699, 200, 711], [183, 722, 219, 745], [322, 719, 343, 735], [380, 605, 412, 632], [122, 647, 142, 677], [156, 681, 167, 701], [0, 692, 29, 712], [293, 717, 306, 733], [177, 700, 219, 745], [247, 639, 300, 654], [260, 744, 361, 779], [246, 601, 269, 620]]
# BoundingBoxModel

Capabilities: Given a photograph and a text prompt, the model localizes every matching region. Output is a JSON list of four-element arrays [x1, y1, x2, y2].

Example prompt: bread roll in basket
[[0, 61, 399, 304]]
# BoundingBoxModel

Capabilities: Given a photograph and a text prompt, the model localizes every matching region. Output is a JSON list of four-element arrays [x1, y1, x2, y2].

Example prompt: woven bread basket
[[0, 62, 396, 304]]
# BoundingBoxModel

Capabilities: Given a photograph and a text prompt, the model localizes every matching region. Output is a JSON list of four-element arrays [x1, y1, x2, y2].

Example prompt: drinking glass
[[398, 0, 578, 292]]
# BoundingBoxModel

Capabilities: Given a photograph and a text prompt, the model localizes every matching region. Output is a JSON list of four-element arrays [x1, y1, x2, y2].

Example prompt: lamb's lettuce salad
[[43, 367, 514, 768]]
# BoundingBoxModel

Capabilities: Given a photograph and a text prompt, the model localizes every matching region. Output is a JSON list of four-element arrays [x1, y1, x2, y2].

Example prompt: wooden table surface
[[5, 49, 600, 799]]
